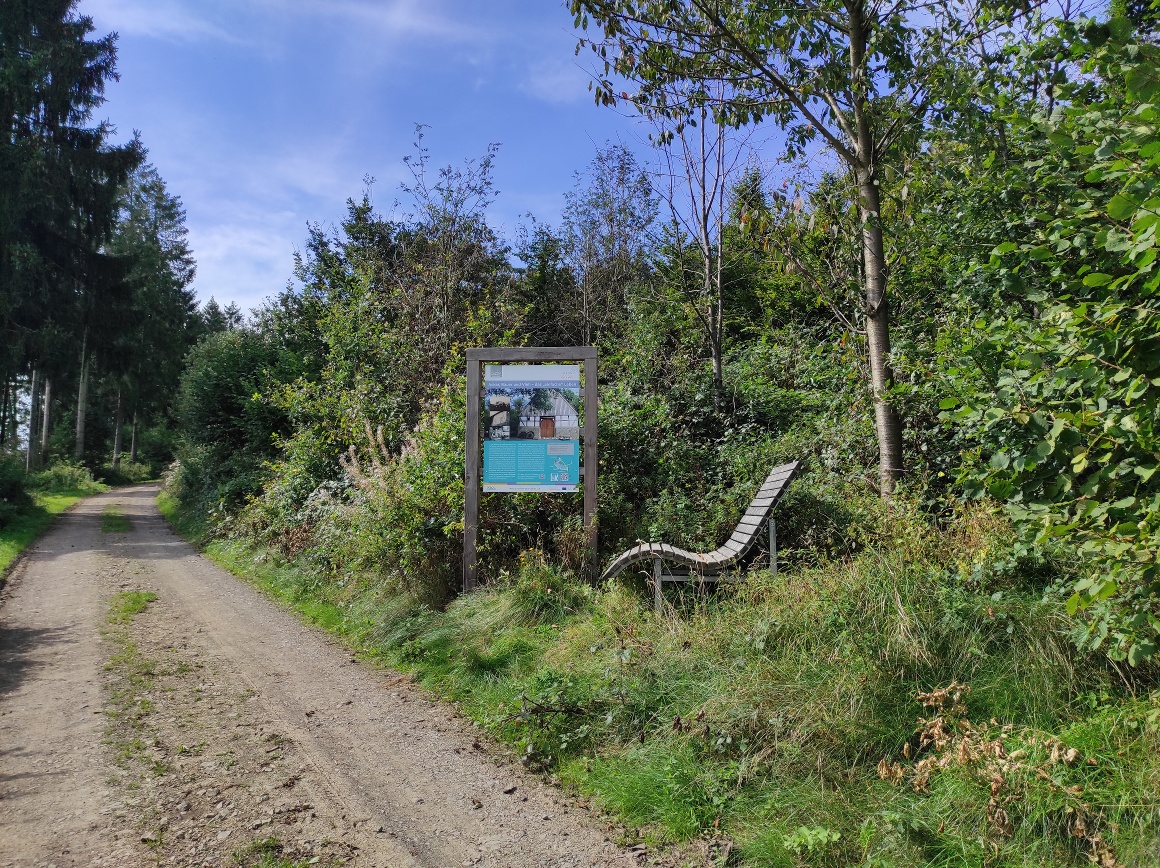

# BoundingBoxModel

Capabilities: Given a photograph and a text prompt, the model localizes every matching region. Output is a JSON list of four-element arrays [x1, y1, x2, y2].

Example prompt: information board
[[482, 364, 580, 492]]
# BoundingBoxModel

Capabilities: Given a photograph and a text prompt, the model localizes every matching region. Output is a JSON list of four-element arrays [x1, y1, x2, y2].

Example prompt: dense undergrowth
[[160, 489, 1160, 867]]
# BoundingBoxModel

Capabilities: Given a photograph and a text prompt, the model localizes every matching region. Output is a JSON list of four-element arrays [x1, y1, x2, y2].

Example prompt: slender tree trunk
[[25, 370, 40, 472], [857, 170, 903, 494], [846, 4, 903, 496], [130, 410, 139, 463], [112, 389, 123, 469], [74, 334, 89, 461], [40, 378, 51, 456], [0, 377, 8, 444]]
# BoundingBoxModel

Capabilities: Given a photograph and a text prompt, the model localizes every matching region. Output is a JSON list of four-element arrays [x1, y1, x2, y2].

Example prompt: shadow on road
[[0, 622, 77, 698]]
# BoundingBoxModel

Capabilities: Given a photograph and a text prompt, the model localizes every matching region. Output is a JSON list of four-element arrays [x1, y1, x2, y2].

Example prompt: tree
[[201, 298, 243, 334], [514, 222, 578, 347], [570, 0, 997, 493], [0, 0, 140, 411], [560, 143, 657, 345], [401, 126, 507, 357], [650, 87, 754, 402], [104, 162, 199, 466]]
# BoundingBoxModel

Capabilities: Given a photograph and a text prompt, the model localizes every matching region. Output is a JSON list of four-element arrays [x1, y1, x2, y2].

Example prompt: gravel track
[[0, 485, 637, 867]]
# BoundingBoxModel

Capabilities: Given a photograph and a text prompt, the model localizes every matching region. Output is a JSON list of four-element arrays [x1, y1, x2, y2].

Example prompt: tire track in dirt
[[1, 491, 143, 866], [1, 485, 638, 867]]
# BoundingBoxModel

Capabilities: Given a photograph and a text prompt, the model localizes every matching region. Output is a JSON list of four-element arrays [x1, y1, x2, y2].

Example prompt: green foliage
[[497, 550, 590, 627], [98, 461, 154, 485], [951, 22, 1160, 664], [107, 590, 157, 623], [229, 836, 315, 868], [26, 460, 105, 494], [0, 456, 31, 529], [153, 7, 1160, 864], [781, 826, 841, 856], [0, 0, 142, 377], [177, 329, 292, 509], [0, 489, 89, 574]]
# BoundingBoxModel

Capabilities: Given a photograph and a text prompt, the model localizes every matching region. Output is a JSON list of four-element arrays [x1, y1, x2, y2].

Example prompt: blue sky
[[82, 0, 647, 313]]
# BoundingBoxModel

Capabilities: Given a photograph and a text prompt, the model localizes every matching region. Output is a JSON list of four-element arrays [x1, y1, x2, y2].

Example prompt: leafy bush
[[952, 28, 1160, 664], [98, 461, 155, 485], [27, 461, 105, 495], [177, 329, 292, 508]]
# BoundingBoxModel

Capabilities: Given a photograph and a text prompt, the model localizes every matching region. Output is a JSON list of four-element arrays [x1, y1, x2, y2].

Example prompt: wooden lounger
[[600, 461, 802, 605]]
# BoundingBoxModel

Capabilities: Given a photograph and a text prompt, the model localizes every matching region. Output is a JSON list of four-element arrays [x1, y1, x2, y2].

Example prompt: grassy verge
[[0, 488, 101, 576], [158, 492, 1160, 867]]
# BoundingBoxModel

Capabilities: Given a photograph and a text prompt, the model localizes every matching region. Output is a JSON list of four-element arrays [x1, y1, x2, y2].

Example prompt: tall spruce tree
[[104, 162, 198, 465], [0, 0, 141, 454]]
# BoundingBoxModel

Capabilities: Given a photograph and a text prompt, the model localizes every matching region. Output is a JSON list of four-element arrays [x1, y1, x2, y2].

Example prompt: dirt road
[[0, 486, 636, 867]]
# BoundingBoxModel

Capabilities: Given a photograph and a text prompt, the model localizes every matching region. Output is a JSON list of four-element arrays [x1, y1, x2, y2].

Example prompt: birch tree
[[560, 144, 656, 345], [651, 85, 753, 403]]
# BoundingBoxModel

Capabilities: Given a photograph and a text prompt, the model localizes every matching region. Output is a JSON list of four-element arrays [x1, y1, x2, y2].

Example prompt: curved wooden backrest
[[600, 460, 802, 581]]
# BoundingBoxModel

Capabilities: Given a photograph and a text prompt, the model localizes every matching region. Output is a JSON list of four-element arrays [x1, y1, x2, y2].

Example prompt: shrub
[[27, 461, 105, 495], [98, 461, 155, 485]]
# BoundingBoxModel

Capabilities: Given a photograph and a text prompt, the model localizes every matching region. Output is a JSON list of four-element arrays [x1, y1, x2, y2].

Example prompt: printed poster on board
[[483, 364, 581, 493]]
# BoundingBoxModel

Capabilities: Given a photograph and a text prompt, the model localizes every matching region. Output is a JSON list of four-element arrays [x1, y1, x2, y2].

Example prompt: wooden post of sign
[[582, 352, 598, 575], [463, 347, 598, 593], [464, 355, 483, 592]]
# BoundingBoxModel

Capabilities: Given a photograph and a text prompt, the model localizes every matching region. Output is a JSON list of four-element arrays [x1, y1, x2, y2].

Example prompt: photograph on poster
[[483, 364, 580, 492]]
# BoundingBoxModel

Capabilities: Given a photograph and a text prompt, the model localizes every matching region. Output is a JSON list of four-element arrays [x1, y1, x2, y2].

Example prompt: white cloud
[[81, 0, 239, 44], [298, 0, 490, 42], [520, 55, 591, 105], [189, 217, 299, 312]]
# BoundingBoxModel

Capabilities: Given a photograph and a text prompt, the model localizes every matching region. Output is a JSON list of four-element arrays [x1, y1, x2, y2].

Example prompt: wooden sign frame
[[464, 347, 598, 592]]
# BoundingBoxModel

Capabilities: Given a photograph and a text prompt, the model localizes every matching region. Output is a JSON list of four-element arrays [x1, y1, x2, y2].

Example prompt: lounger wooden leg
[[770, 519, 777, 579], [653, 558, 662, 613]]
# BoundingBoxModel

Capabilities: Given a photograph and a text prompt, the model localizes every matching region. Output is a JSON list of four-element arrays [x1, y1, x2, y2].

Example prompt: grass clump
[[108, 590, 158, 623], [103, 590, 160, 766], [101, 504, 131, 534], [230, 836, 320, 867]]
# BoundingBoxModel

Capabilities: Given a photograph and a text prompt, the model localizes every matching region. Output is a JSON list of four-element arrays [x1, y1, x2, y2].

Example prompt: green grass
[[101, 504, 131, 533], [229, 836, 323, 867], [108, 590, 158, 623], [0, 489, 94, 575], [103, 590, 161, 767], [159, 493, 1160, 866]]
